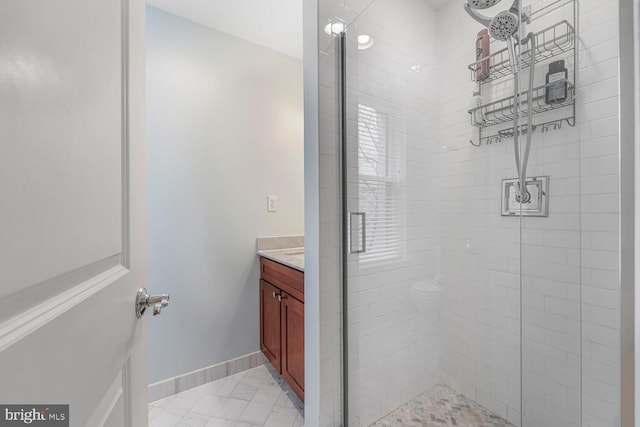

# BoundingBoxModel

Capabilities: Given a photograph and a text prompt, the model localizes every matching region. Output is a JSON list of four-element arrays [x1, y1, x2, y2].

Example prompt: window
[[356, 104, 400, 262]]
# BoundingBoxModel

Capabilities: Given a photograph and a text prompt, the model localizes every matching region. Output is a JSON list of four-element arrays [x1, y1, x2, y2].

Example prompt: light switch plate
[[267, 195, 278, 212]]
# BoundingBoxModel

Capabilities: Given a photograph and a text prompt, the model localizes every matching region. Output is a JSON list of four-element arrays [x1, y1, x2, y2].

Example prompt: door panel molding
[[0, 255, 122, 321], [0, 0, 132, 353], [0, 264, 128, 352], [0, 0, 130, 296], [120, 0, 131, 270], [87, 371, 124, 427]]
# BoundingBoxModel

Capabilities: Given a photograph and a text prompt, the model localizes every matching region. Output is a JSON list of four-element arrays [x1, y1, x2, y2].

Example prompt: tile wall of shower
[[436, 1, 620, 426], [314, 0, 620, 426]]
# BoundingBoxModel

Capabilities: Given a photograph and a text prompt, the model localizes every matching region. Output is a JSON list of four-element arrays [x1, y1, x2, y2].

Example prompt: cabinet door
[[260, 279, 281, 372], [281, 293, 304, 401]]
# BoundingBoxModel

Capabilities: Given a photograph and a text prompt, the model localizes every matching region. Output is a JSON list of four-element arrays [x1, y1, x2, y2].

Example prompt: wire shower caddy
[[467, 0, 577, 147]]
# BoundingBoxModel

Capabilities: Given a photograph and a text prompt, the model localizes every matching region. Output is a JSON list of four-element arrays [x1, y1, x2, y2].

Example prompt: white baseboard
[[148, 351, 265, 402]]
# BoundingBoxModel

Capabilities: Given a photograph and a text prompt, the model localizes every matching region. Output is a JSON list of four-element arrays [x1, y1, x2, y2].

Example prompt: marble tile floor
[[372, 384, 515, 427], [149, 364, 304, 427]]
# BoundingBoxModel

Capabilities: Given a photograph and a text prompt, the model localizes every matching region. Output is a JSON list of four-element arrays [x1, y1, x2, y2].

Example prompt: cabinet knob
[[272, 291, 277, 299]]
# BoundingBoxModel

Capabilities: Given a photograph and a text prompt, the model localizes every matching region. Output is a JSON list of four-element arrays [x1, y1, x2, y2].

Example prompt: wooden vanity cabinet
[[260, 279, 281, 370], [280, 292, 304, 401], [259, 257, 304, 402]]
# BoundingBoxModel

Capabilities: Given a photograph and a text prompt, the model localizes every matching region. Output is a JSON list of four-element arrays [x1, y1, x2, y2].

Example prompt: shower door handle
[[349, 212, 366, 254]]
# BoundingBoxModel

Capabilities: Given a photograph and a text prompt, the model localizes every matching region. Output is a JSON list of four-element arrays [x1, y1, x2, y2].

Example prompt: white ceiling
[[146, 0, 303, 59], [146, 0, 450, 60]]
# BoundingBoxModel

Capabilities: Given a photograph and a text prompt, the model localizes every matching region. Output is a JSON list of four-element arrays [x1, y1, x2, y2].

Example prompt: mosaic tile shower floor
[[372, 384, 515, 427]]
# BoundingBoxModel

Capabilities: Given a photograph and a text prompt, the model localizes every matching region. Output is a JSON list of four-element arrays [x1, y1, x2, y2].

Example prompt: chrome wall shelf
[[468, 0, 577, 148], [468, 20, 575, 85], [469, 82, 574, 128], [471, 117, 574, 147]]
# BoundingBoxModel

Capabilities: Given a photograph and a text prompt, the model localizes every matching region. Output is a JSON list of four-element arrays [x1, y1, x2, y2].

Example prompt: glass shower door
[[339, 1, 525, 426], [340, 2, 481, 424]]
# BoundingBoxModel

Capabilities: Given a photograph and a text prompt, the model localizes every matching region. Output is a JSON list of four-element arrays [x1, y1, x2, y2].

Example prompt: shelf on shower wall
[[467, 0, 577, 148], [474, 116, 575, 146], [468, 81, 575, 128], [468, 20, 575, 85]]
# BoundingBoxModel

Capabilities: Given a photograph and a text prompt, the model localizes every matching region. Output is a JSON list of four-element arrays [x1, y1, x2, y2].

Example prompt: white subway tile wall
[[576, 0, 620, 425], [315, 0, 620, 426], [436, 0, 620, 426]]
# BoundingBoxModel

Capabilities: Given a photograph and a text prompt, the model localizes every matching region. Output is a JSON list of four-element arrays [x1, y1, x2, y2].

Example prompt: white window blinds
[[357, 104, 400, 262]]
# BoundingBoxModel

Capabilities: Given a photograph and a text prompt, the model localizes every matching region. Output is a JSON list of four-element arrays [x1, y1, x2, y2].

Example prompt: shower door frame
[[338, 31, 350, 427], [619, 0, 638, 424]]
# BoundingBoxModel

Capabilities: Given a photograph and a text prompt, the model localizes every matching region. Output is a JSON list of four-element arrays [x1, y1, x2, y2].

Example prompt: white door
[[0, 1, 148, 426]]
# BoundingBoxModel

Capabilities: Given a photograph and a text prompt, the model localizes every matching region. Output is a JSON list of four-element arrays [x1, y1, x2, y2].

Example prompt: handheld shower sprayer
[[464, 0, 537, 204], [463, 0, 520, 73]]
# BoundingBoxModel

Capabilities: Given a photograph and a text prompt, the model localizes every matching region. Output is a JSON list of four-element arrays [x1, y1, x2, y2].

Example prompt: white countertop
[[257, 247, 304, 272]]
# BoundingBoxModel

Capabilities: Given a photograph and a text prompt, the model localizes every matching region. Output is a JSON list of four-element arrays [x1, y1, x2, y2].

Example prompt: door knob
[[135, 288, 170, 318]]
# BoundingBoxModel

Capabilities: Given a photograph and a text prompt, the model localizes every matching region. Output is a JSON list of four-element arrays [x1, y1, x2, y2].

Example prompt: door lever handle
[[136, 288, 170, 318]]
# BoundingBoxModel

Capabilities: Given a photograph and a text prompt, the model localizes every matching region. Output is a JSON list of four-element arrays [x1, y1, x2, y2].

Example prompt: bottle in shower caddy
[[545, 60, 568, 104], [475, 29, 491, 81]]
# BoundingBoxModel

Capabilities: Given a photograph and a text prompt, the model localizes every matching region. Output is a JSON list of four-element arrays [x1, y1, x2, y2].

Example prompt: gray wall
[[146, 6, 304, 384]]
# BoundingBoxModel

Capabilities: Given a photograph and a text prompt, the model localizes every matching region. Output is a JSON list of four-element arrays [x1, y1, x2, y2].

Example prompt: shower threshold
[[371, 384, 514, 426]]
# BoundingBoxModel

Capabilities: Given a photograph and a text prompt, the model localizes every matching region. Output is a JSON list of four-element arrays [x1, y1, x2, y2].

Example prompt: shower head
[[488, 9, 519, 40], [467, 0, 503, 9], [463, 0, 520, 41], [463, 0, 521, 78]]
